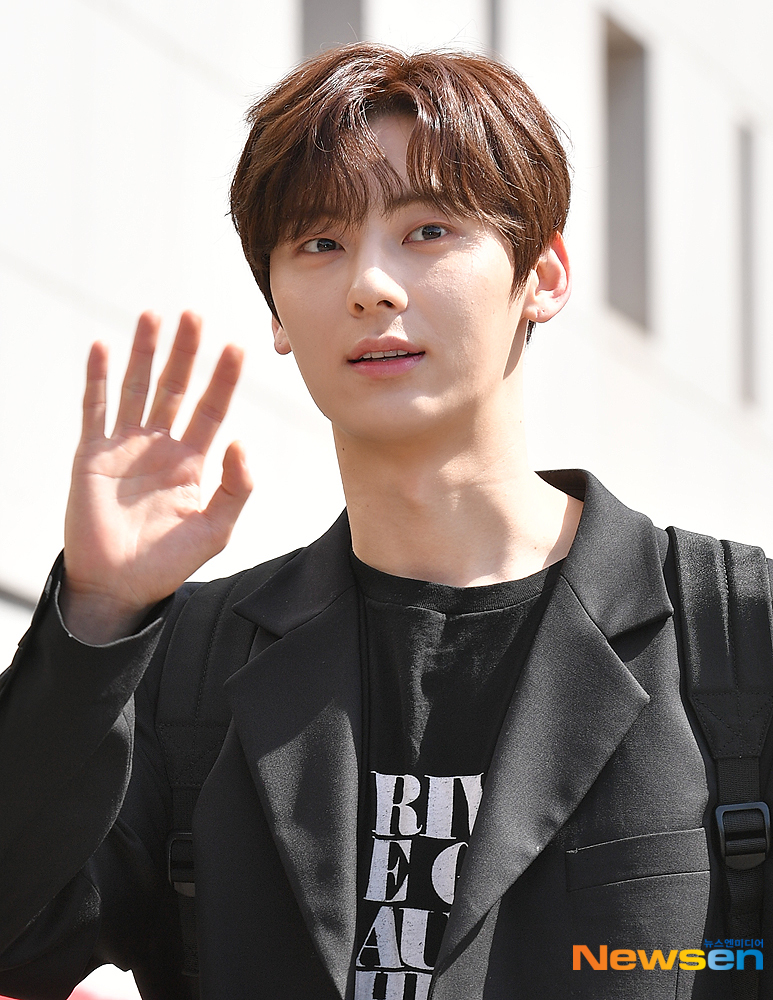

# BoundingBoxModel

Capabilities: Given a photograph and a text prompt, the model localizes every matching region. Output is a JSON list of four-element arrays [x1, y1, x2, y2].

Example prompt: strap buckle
[[715, 802, 771, 870], [167, 831, 195, 896]]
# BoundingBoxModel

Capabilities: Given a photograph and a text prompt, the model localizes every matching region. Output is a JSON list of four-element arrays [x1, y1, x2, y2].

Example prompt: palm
[[64, 312, 252, 620]]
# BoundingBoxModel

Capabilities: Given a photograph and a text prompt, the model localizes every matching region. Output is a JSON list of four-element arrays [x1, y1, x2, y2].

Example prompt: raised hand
[[60, 311, 253, 643]]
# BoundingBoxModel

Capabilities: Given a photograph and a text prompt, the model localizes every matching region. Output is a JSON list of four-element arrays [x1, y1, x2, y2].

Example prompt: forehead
[[367, 113, 415, 178]]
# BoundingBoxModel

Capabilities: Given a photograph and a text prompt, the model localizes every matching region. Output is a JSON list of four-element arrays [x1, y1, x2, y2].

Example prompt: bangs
[[230, 44, 570, 314], [272, 122, 500, 246], [253, 74, 536, 247]]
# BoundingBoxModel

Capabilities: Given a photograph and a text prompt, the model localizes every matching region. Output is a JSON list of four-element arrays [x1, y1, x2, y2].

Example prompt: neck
[[334, 412, 582, 587]]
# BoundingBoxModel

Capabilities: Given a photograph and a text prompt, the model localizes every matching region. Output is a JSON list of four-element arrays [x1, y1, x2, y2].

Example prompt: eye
[[301, 237, 342, 253], [406, 224, 448, 243]]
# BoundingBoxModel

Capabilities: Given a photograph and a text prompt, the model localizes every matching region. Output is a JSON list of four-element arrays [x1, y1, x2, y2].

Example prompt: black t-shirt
[[350, 553, 561, 1000]]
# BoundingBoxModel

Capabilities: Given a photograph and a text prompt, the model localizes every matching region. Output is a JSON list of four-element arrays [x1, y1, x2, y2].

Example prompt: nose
[[346, 264, 409, 317]]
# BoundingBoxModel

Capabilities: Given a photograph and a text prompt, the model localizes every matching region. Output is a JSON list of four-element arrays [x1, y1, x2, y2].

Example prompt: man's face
[[269, 114, 533, 448]]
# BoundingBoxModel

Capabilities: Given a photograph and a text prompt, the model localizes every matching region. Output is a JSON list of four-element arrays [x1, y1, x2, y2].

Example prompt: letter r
[[373, 773, 422, 836]]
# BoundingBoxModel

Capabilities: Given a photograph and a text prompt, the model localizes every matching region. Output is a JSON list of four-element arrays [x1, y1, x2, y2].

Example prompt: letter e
[[365, 839, 413, 902], [708, 949, 735, 970]]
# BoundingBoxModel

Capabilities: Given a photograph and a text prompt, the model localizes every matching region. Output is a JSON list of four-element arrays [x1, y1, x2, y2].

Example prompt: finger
[[81, 341, 108, 441], [180, 345, 244, 456], [146, 311, 202, 432], [113, 311, 161, 433], [200, 441, 253, 549]]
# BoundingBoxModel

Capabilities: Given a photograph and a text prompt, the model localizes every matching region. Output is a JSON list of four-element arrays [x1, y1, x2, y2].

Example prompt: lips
[[348, 337, 423, 363], [352, 349, 422, 362], [347, 348, 425, 378]]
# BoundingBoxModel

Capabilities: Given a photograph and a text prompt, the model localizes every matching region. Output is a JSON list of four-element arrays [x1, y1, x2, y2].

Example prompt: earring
[[526, 320, 536, 342]]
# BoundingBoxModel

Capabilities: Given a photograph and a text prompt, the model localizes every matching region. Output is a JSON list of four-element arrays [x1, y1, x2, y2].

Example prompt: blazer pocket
[[565, 828, 709, 891]]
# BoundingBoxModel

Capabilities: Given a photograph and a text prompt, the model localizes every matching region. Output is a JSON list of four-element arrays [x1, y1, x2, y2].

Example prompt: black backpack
[[667, 529, 772, 999], [154, 553, 295, 981], [155, 530, 773, 996]]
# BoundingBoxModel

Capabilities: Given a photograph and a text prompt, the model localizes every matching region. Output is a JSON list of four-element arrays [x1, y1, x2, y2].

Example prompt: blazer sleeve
[[0, 555, 189, 998]]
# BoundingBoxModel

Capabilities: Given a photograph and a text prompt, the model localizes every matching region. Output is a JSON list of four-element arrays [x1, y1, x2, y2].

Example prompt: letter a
[[356, 907, 401, 969]]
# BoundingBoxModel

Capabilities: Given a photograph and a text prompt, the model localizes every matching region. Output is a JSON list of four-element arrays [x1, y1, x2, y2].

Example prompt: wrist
[[58, 579, 157, 645]]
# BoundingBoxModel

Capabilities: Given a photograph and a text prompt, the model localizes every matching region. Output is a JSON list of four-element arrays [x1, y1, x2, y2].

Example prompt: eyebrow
[[296, 195, 446, 234]]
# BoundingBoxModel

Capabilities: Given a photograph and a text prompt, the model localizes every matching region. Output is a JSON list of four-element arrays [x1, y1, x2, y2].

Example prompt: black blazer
[[0, 470, 770, 999]]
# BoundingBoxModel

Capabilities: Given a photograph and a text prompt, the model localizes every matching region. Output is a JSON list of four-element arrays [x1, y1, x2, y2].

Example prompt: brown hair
[[230, 43, 570, 317]]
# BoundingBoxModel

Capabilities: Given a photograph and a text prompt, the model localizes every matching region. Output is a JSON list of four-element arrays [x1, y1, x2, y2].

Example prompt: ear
[[272, 315, 292, 355], [522, 232, 572, 325]]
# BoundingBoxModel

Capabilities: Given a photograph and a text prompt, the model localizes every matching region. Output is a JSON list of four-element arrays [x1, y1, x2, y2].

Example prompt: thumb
[[201, 441, 253, 547]]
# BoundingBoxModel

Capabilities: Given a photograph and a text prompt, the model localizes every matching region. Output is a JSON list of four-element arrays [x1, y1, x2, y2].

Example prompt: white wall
[[517, 0, 773, 547], [0, 0, 325, 670]]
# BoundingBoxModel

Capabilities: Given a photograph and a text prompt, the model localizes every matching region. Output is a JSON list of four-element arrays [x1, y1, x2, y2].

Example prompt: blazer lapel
[[436, 575, 650, 969], [225, 513, 361, 999], [436, 470, 675, 972]]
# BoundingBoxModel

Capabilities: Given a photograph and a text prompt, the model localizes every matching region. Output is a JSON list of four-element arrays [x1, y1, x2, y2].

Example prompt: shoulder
[[140, 546, 305, 707], [187, 547, 305, 609]]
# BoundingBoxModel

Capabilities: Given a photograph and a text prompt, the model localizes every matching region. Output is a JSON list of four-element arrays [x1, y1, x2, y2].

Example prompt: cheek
[[423, 256, 517, 361], [270, 259, 337, 329], [421, 263, 480, 341]]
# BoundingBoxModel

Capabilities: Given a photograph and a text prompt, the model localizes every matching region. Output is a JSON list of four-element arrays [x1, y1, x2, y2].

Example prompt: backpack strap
[[668, 527, 773, 998], [155, 554, 295, 978]]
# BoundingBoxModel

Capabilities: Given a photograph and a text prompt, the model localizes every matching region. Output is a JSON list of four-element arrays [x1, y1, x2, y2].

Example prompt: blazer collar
[[435, 573, 653, 973], [232, 470, 673, 643], [539, 469, 673, 638], [232, 509, 354, 636], [228, 512, 361, 997]]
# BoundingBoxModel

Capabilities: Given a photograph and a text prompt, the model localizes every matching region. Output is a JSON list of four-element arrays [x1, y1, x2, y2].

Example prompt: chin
[[334, 403, 468, 451]]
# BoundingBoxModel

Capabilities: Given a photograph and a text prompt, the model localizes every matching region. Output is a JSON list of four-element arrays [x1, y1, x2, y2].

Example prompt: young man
[[0, 43, 769, 1000]]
